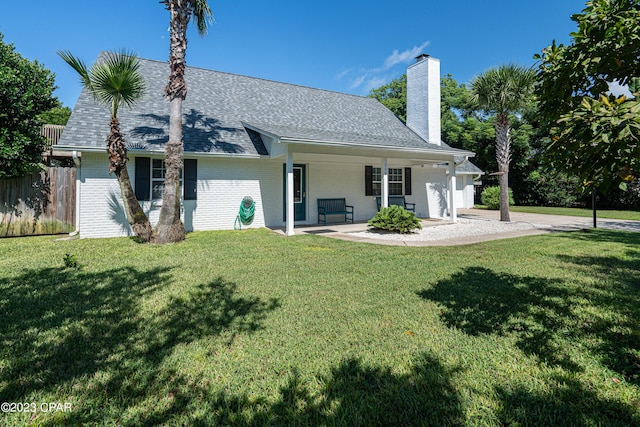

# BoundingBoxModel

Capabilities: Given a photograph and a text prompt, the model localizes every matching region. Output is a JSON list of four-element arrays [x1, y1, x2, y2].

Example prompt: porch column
[[381, 158, 389, 208], [449, 160, 457, 222], [285, 147, 295, 236]]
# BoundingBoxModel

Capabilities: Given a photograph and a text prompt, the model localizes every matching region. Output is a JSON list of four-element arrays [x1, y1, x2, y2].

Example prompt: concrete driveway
[[284, 209, 640, 246], [458, 209, 640, 233]]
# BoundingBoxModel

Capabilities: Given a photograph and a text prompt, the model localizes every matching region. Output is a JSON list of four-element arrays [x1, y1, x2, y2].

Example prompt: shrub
[[63, 253, 78, 269], [515, 170, 581, 207], [481, 186, 514, 210], [368, 205, 422, 233]]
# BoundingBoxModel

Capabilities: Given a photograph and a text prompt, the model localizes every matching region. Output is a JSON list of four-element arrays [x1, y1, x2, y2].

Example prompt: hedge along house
[[57, 53, 482, 238]]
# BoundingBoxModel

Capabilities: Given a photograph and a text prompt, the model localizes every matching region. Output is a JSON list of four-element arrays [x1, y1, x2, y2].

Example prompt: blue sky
[[3, 1, 586, 108]]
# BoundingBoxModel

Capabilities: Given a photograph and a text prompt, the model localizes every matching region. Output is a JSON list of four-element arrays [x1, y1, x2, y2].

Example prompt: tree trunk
[[155, 0, 191, 244], [107, 117, 153, 242], [495, 113, 511, 222], [154, 98, 185, 244], [116, 167, 153, 242]]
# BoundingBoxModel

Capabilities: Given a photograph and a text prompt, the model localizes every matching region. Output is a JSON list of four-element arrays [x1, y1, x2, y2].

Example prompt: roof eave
[[53, 145, 265, 159], [279, 136, 475, 157]]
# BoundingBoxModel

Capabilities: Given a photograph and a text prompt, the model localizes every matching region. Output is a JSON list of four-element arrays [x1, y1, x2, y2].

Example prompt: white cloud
[[335, 67, 354, 80], [381, 41, 430, 70], [337, 41, 430, 93], [349, 74, 368, 90], [363, 76, 389, 93]]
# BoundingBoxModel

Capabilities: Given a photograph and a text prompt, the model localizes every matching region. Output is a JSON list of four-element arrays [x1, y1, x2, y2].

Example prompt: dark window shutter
[[365, 165, 373, 196], [404, 167, 412, 195], [184, 159, 197, 200], [135, 157, 150, 201]]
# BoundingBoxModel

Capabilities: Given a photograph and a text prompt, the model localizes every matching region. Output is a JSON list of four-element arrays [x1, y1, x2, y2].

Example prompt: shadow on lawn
[[555, 250, 640, 386], [417, 267, 580, 371], [417, 260, 640, 425], [495, 372, 640, 426], [102, 352, 464, 426], [554, 230, 640, 386], [0, 265, 279, 424]]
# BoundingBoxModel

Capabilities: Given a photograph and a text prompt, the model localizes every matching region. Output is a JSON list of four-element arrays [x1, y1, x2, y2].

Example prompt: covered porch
[[273, 139, 472, 236]]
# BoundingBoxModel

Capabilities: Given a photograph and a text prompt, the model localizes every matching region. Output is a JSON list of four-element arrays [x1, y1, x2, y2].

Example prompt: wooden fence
[[0, 167, 76, 237], [41, 124, 65, 149]]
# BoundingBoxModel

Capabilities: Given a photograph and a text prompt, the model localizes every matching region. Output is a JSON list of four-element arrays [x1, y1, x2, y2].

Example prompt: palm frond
[[58, 50, 92, 90], [59, 49, 145, 118], [192, 0, 214, 36], [470, 64, 536, 115], [91, 51, 146, 116]]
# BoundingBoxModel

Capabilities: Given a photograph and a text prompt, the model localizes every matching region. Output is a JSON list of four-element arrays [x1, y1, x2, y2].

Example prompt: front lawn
[[1, 229, 639, 425]]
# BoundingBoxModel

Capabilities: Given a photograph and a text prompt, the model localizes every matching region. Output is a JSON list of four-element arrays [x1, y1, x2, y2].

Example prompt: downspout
[[69, 151, 81, 237]]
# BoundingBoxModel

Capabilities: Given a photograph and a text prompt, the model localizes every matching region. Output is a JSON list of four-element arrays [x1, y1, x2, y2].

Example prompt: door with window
[[283, 164, 306, 221]]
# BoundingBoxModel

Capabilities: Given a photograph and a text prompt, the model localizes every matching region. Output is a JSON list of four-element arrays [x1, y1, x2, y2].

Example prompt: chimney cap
[[415, 53, 430, 62]]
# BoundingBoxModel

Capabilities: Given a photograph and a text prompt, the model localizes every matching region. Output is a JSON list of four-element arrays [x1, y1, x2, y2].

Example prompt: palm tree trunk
[[107, 117, 153, 242], [154, 98, 185, 244], [495, 113, 511, 222], [116, 167, 153, 242], [155, 0, 191, 244]]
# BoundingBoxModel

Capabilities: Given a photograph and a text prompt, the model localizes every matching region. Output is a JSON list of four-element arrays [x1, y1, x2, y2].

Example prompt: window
[[365, 166, 411, 196], [388, 168, 403, 195], [135, 157, 197, 201], [371, 167, 402, 195], [371, 167, 382, 196], [151, 159, 167, 199]]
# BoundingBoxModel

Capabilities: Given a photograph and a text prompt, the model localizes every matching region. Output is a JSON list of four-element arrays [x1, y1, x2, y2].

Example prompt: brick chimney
[[406, 54, 441, 145]]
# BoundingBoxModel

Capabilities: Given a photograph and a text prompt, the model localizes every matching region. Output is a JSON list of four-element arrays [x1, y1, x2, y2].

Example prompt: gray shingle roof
[[59, 56, 473, 158], [455, 156, 484, 175]]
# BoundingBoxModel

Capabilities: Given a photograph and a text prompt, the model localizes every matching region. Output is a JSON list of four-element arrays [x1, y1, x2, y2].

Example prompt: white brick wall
[[76, 153, 475, 238], [78, 152, 134, 239], [184, 156, 278, 231], [77, 154, 283, 238], [306, 161, 455, 222]]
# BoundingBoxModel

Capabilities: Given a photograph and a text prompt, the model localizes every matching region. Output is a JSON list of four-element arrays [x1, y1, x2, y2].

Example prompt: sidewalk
[[280, 209, 640, 246]]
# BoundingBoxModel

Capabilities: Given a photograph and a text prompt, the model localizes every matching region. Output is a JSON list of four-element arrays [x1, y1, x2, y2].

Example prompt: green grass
[[477, 204, 640, 221], [1, 229, 639, 426]]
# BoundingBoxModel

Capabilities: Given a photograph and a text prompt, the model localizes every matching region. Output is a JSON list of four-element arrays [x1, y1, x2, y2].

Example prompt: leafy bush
[[63, 253, 78, 269], [515, 170, 582, 207], [481, 186, 514, 210], [368, 205, 422, 233], [0, 34, 58, 178]]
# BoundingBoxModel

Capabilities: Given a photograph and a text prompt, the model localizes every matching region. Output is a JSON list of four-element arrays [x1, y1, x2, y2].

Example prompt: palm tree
[[470, 64, 536, 222], [155, 0, 213, 244], [59, 50, 153, 242]]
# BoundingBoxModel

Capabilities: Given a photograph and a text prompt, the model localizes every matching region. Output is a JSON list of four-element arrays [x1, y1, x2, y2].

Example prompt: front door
[[283, 164, 306, 221]]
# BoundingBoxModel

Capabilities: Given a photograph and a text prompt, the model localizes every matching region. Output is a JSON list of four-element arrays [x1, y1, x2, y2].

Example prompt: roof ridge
[[137, 56, 376, 101]]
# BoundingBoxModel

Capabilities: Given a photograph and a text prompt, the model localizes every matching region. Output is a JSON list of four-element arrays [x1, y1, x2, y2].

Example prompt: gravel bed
[[349, 218, 550, 242]]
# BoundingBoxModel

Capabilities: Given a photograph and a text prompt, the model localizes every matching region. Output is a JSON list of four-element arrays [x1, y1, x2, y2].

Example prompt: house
[[57, 53, 483, 238]]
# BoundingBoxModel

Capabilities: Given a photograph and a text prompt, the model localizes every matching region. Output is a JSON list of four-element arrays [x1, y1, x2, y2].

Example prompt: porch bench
[[376, 196, 415, 212], [317, 198, 354, 225]]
